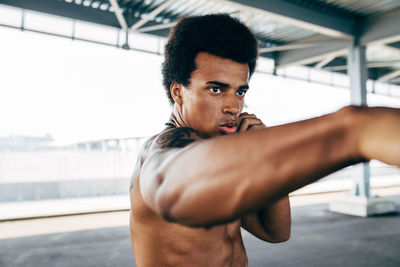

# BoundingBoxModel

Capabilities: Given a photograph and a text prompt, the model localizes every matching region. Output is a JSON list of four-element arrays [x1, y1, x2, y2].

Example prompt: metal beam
[[259, 40, 338, 53], [324, 60, 400, 71], [276, 34, 350, 67], [108, 0, 128, 31], [228, 0, 354, 38], [360, 7, 400, 46], [0, 21, 161, 56], [315, 54, 336, 69], [390, 77, 400, 83], [0, 0, 121, 28], [276, 8, 400, 68], [130, 0, 176, 31], [367, 60, 400, 68], [377, 69, 400, 82], [137, 21, 176, 33]]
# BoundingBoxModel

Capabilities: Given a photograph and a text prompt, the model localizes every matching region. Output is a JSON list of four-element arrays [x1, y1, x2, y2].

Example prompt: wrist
[[336, 105, 366, 161]]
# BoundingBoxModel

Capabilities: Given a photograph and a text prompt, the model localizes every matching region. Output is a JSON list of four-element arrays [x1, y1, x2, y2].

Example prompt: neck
[[168, 104, 187, 128]]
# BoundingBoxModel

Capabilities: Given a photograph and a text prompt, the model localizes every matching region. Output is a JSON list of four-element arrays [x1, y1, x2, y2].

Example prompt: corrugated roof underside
[[161, 0, 316, 43], [313, 0, 400, 16]]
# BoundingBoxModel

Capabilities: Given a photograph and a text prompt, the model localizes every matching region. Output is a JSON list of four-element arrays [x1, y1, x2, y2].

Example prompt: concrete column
[[329, 45, 395, 217], [351, 163, 370, 198], [347, 45, 370, 198], [348, 46, 367, 105]]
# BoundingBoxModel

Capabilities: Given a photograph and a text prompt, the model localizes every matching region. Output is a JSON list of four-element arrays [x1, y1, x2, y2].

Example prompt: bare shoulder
[[130, 127, 204, 192], [154, 127, 205, 149], [130, 135, 158, 191], [140, 127, 205, 156]]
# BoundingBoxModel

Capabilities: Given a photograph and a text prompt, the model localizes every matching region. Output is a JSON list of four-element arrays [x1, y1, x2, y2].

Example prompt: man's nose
[[222, 94, 240, 115]]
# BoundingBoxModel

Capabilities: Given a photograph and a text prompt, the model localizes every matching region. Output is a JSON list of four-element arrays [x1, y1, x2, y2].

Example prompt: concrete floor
[[1, 193, 399, 267]]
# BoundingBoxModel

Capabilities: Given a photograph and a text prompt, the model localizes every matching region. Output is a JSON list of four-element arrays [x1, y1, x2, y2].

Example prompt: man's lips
[[219, 126, 238, 134], [218, 121, 238, 134]]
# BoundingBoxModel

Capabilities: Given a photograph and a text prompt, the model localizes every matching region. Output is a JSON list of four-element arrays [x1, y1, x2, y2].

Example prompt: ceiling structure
[[1, 0, 400, 85]]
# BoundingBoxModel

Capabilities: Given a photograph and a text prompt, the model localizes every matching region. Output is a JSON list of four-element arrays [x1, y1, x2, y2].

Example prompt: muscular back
[[129, 127, 248, 267]]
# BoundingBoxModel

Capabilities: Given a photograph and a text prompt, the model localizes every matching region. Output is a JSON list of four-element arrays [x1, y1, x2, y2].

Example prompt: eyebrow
[[206, 81, 249, 90]]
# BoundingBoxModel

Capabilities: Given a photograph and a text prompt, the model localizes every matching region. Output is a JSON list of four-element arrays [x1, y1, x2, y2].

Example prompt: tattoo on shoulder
[[157, 128, 203, 148]]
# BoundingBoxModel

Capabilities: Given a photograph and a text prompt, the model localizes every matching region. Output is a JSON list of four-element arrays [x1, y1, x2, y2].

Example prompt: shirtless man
[[129, 14, 400, 266]]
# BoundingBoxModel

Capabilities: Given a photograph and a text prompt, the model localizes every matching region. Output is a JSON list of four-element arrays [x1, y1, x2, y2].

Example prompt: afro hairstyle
[[162, 13, 258, 104]]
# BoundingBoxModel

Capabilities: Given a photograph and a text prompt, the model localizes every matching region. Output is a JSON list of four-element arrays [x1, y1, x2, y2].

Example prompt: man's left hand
[[237, 112, 266, 133]]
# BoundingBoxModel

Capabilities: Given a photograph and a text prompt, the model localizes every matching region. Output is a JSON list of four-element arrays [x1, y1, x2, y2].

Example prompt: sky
[[0, 13, 399, 145]]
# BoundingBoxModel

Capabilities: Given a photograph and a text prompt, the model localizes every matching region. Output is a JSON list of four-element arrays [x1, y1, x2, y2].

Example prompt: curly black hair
[[162, 14, 258, 104]]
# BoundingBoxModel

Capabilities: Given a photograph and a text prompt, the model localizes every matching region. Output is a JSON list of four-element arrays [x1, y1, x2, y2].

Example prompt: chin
[[203, 130, 220, 138], [214, 131, 227, 137]]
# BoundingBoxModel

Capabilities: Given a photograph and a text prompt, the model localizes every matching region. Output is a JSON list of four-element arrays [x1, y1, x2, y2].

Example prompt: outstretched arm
[[140, 106, 400, 227]]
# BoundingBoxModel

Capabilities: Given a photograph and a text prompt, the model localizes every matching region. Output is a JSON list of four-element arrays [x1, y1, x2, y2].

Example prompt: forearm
[[356, 106, 400, 166], [240, 196, 291, 243], [258, 196, 291, 242], [156, 107, 361, 226]]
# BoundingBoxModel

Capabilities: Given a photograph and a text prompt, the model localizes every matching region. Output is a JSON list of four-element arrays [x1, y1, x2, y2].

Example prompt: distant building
[[0, 134, 147, 152], [0, 134, 55, 151]]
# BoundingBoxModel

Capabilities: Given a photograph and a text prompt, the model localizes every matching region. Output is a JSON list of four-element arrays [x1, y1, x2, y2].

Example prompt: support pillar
[[348, 45, 371, 199], [329, 45, 395, 217]]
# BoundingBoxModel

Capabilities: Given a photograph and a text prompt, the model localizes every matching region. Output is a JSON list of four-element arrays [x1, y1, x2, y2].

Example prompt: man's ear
[[170, 81, 183, 104]]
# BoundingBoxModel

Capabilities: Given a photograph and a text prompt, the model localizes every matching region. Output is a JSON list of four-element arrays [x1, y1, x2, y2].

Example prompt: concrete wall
[[0, 178, 129, 202], [0, 151, 139, 183], [0, 151, 137, 202]]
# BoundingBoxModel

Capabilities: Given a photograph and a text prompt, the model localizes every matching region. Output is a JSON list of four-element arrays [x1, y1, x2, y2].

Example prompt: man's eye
[[236, 90, 247, 96], [209, 87, 222, 94]]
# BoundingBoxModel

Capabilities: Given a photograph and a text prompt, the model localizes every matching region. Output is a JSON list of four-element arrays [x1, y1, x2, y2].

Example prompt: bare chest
[[130, 180, 247, 266]]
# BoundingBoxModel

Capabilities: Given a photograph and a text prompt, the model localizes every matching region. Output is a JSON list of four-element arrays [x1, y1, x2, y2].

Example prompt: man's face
[[179, 52, 250, 137]]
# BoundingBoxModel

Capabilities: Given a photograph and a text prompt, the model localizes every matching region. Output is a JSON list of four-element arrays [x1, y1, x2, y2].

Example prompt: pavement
[[0, 189, 399, 267], [0, 195, 130, 221]]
